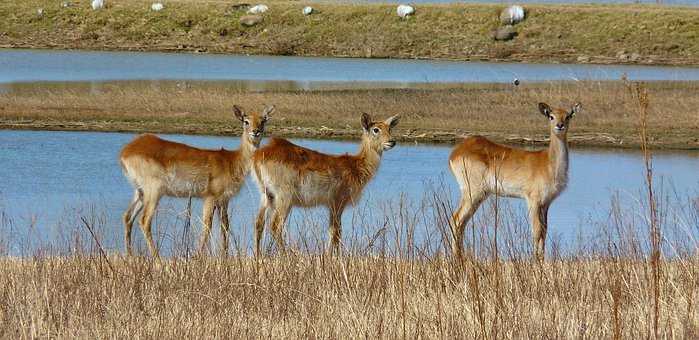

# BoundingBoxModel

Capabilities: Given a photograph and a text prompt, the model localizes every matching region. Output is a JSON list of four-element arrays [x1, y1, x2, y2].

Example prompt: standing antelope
[[119, 105, 274, 257], [449, 102, 581, 260], [252, 113, 400, 256]]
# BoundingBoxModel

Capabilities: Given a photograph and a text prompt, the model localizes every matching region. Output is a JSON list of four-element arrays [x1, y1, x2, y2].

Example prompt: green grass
[[2, 0, 699, 64]]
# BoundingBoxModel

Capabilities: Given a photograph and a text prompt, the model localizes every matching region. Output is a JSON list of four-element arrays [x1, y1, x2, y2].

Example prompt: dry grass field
[[0, 255, 697, 338], [1, 0, 699, 64], [2, 80, 698, 149]]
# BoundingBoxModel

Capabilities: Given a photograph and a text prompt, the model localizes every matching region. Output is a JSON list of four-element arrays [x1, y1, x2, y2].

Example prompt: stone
[[500, 5, 525, 25], [239, 15, 263, 27], [577, 55, 590, 63], [493, 25, 517, 41]]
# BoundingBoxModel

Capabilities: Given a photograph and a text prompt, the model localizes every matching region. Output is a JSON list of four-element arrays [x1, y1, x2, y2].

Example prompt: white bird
[[91, 0, 104, 10], [397, 4, 414, 19], [151, 3, 164, 11], [302, 6, 313, 16], [37, 8, 44, 16], [247, 4, 269, 14], [502, 5, 525, 25]]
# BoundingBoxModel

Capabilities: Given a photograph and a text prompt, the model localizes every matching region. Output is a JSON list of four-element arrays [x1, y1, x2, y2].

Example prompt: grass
[[0, 184, 697, 338], [1, 80, 698, 149], [0, 255, 697, 338], [1, 0, 699, 65]]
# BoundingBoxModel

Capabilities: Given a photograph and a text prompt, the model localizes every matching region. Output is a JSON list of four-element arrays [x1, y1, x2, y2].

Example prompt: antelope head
[[234, 105, 274, 147], [539, 102, 581, 137], [361, 113, 400, 152]]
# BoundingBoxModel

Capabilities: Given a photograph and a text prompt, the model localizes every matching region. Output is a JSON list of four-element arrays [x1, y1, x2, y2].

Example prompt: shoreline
[[2, 80, 698, 151], [2, 1, 699, 66], [2, 119, 697, 151]]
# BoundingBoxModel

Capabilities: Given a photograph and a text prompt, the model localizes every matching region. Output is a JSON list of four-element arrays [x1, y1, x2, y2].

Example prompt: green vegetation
[[1, 0, 699, 64]]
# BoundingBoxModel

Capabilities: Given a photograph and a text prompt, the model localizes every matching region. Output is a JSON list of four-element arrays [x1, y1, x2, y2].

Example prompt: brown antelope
[[251, 113, 400, 256], [449, 102, 581, 260], [119, 105, 274, 257]]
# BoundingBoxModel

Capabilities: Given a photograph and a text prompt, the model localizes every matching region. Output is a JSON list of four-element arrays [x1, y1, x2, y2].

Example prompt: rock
[[577, 55, 590, 63], [630, 53, 641, 62], [618, 54, 629, 61], [247, 4, 268, 14], [500, 5, 525, 25], [151, 3, 164, 11], [397, 4, 415, 19], [239, 15, 263, 27], [302, 6, 313, 15], [36, 8, 44, 17], [61, 2, 71, 8], [91, 0, 104, 10], [493, 25, 517, 41]]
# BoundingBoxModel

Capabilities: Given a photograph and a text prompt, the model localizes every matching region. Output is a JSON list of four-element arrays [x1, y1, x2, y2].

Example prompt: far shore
[[1, 1, 699, 66], [2, 81, 697, 150]]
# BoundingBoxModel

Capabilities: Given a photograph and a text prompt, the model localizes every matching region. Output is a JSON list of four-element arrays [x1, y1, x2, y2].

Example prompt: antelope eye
[[244, 120, 250, 126], [372, 127, 380, 134], [548, 116, 554, 121]]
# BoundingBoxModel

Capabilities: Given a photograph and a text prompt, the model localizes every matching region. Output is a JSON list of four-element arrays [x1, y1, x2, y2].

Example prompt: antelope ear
[[538, 102, 552, 117], [385, 115, 401, 129], [569, 102, 582, 118], [361, 113, 372, 132], [262, 105, 275, 121], [233, 105, 245, 121]]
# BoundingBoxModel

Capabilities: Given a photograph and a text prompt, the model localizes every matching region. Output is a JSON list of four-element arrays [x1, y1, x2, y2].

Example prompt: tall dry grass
[[0, 180, 697, 338], [2, 80, 699, 148]]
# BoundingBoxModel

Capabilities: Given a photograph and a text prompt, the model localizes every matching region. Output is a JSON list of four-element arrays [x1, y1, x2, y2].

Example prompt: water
[[2, 49, 699, 90], [1, 130, 697, 255]]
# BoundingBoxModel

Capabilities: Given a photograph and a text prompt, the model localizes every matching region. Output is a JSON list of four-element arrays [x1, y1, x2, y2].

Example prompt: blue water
[[2, 49, 699, 87], [0, 130, 697, 256]]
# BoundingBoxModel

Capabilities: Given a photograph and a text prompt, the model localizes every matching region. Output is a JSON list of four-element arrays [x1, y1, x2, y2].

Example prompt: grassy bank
[[2, 80, 698, 149], [2, 0, 699, 65]]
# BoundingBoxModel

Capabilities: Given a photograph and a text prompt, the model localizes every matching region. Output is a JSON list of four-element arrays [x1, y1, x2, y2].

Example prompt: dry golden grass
[[1, 81, 698, 148], [0, 255, 696, 338], [2, 0, 699, 64]]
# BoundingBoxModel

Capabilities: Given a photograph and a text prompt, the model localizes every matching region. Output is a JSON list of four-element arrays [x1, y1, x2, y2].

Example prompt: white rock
[[302, 6, 313, 16], [397, 4, 414, 19], [91, 0, 104, 10], [151, 3, 164, 11], [247, 4, 269, 14], [501, 5, 525, 25], [37, 8, 44, 16]]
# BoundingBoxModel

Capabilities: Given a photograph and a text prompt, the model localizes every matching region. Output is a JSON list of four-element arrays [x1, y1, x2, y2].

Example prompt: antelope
[[449, 102, 581, 260], [251, 113, 400, 256], [119, 105, 274, 257]]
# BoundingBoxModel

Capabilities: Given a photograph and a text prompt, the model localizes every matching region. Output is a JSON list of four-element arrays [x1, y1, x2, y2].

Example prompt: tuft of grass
[[1, 0, 699, 64]]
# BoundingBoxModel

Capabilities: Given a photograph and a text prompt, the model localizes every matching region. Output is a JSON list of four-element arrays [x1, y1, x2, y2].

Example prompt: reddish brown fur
[[251, 114, 399, 255], [119, 105, 273, 257], [449, 102, 581, 260]]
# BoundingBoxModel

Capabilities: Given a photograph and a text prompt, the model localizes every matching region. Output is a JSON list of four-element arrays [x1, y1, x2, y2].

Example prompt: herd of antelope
[[119, 101, 581, 260]]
